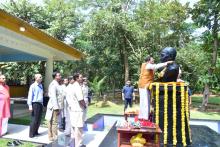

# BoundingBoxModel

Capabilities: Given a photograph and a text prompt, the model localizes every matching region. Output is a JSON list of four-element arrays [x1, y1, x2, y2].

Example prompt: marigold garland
[[150, 82, 191, 146], [164, 84, 168, 145], [181, 83, 187, 146], [172, 83, 177, 145], [185, 87, 192, 143], [155, 83, 160, 125]]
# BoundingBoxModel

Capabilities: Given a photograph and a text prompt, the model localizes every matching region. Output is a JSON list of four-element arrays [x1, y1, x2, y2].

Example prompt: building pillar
[[44, 57, 53, 93]]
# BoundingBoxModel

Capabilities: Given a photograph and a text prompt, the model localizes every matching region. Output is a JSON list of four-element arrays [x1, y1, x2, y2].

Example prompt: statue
[[159, 47, 179, 82]]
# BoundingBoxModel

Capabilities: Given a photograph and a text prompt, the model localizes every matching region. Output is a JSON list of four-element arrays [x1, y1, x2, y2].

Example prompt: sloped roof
[[0, 9, 84, 60]]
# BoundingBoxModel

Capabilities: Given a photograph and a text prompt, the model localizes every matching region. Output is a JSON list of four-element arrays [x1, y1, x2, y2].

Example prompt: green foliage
[[190, 0, 220, 95], [1, 0, 220, 95], [89, 76, 106, 99], [1, 62, 45, 85], [176, 42, 208, 92]]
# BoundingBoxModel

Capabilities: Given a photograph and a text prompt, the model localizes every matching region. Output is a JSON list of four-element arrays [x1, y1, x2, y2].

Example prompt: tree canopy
[[0, 0, 219, 104]]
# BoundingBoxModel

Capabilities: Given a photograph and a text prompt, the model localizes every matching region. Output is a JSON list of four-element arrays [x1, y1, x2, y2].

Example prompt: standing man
[[64, 76, 74, 137], [122, 80, 135, 112], [66, 73, 86, 147], [45, 71, 62, 141], [27, 74, 44, 138], [82, 77, 89, 107], [0, 74, 10, 136], [138, 56, 173, 120]]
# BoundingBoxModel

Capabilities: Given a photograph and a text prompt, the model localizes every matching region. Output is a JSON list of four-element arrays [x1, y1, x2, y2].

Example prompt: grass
[[86, 96, 220, 120], [192, 96, 220, 105], [87, 101, 124, 118], [8, 96, 220, 126], [0, 139, 37, 147], [9, 115, 31, 125], [190, 110, 220, 120]]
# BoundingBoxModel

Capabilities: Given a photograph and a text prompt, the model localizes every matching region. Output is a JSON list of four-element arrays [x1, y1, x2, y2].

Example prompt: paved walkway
[[3, 124, 51, 144], [3, 124, 109, 147]]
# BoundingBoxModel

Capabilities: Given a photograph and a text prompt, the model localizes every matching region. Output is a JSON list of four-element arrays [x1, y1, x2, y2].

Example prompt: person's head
[[35, 74, 42, 83], [68, 76, 75, 84], [126, 80, 131, 86], [83, 77, 88, 85], [52, 71, 62, 82], [160, 47, 177, 62], [0, 74, 6, 84], [63, 78, 69, 86], [145, 56, 154, 64], [73, 73, 83, 83]]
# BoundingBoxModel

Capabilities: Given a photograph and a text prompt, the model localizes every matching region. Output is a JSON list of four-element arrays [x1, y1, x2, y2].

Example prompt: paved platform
[[3, 124, 51, 144], [2, 124, 110, 147]]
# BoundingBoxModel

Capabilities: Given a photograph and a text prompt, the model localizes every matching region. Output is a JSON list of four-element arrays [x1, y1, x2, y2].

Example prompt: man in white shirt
[[66, 73, 86, 147]]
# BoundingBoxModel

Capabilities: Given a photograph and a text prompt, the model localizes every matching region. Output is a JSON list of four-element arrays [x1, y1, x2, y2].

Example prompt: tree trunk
[[123, 36, 129, 83], [201, 11, 219, 111], [202, 83, 209, 111], [112, 76, 116, 99]]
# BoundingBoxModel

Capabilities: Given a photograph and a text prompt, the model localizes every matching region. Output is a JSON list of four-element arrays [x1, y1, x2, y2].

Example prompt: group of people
[[27, 71, 90, 147]]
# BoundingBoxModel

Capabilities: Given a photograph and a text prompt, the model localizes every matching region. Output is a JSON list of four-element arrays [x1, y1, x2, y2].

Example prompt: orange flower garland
[[164, 84, 168, 145], [155, 83, 160, 125], [172, 83, 177, 145], [185, 87, 192, 143], [181, 83, 186, 146]]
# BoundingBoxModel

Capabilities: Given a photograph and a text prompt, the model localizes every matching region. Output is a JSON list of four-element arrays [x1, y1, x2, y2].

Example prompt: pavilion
[[0, 10, 84, 93]]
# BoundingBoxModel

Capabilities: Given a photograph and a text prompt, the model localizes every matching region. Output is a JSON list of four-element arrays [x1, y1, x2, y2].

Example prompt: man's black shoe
[[7, 142, 14, 147], [12, 141, 20, 146], [15, 140, 23, 145], [35, 132, 40, 136], [29, 135, 35, 138], [7, 141, 19, 146]]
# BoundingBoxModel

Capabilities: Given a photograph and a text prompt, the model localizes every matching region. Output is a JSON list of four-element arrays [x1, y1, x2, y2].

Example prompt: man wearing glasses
[[27, 74, 44, 138]]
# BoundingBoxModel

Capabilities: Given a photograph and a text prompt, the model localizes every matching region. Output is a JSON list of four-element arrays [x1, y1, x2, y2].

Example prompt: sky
[[1, 0, 204, 37], [1, 0, 199, 7]]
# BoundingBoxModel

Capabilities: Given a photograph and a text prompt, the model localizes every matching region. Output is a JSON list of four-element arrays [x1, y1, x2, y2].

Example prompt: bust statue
[[159, 47, 179, 82]]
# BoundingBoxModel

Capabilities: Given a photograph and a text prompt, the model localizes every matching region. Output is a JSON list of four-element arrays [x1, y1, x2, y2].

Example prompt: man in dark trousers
[[122, 80, 135, 112], [27, 74, 44, 138]]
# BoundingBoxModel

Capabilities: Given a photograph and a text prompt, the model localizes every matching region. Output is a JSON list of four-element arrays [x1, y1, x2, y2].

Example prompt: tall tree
[[191, 0, 220, 110]]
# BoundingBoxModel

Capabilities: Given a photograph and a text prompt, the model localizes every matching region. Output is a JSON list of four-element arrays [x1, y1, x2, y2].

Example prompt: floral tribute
[[149, 82, 192, 146]]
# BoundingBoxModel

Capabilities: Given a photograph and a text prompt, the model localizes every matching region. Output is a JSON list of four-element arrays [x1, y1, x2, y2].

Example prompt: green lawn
[[87, 102, 124, 118], [9, 96, 220, 126], [0, 139, 37, 147], [190, 110, 220, 120], [9, 115, 31, 125], [192, 96, 220, 105]]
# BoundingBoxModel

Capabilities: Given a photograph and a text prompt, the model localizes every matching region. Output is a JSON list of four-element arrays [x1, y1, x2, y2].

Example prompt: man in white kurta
[[66, 73, 86, 147]]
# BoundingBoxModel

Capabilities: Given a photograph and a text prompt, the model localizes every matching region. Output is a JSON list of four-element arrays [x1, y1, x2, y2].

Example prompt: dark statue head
[[160, 47, 177, 62], [159, 47, 179, 82]]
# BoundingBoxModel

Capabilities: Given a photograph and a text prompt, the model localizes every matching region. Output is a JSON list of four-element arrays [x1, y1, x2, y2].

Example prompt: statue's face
[[160, 47, 177, 62]]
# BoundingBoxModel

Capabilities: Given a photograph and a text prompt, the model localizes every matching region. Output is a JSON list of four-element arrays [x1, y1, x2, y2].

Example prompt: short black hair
[[145, 55, 151, 62], [68, 76, 73, 81], [73, 73, 80, 81], [52, 71, 60, 79]]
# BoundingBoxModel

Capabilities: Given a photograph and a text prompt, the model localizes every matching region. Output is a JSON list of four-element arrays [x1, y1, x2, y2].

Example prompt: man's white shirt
[[66, 82, 84, 112]]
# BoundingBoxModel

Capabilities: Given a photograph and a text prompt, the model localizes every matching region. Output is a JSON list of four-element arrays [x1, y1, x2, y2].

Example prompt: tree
[[191, 0, 220, 110]]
